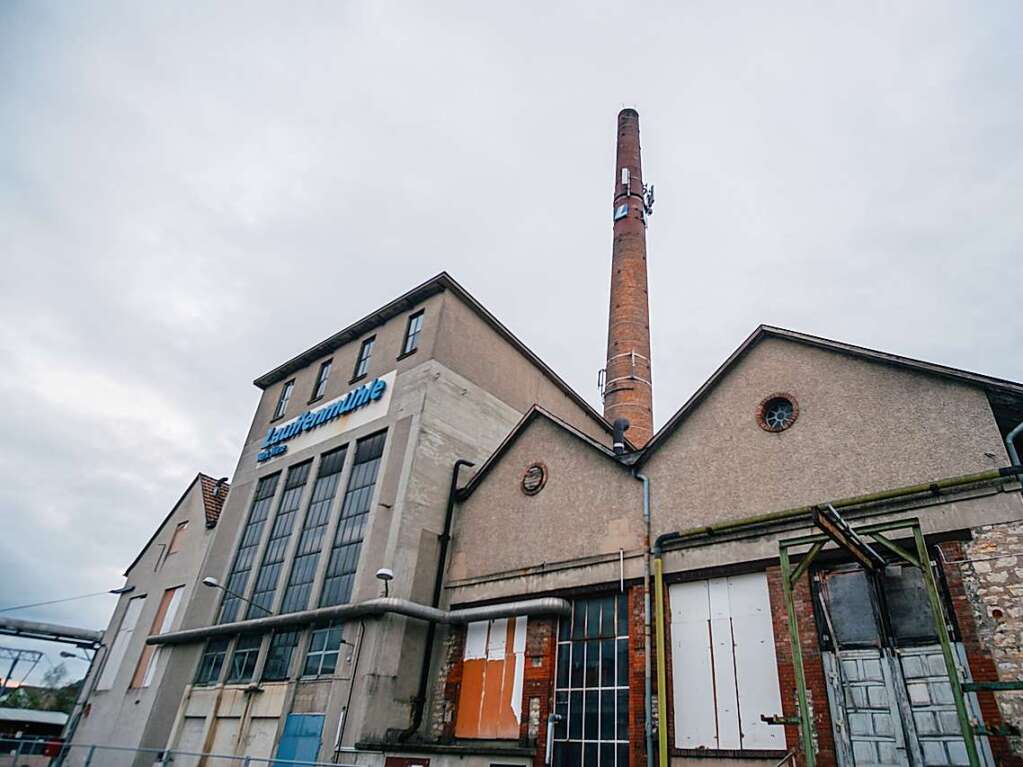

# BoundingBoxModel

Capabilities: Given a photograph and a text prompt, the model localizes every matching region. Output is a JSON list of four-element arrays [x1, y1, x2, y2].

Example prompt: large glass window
[[303, 624, 344, 677], [195, 639, 230, 686], [219, 474, 280, 623], [319, 432, 387, 607], [353, 337, 374, 380], [226, 635, 263, 683], [552, 595, 629, 767], [248, 462, 311, 617], [401, 311, 424, 355], [263, 631, 300, 681], [280, 447, 348, 613], [274, 380, 295, 419], [312, 360, 332, 401]]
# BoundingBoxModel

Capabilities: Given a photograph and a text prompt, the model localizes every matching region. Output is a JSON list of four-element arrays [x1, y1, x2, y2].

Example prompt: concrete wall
[[644, 337, 1014, 537], [69, 478, 216, 767], [448, 416, 641, 596]]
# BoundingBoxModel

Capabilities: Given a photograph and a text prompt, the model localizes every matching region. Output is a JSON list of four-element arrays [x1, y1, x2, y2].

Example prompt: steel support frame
[[778, 517, 981, 767]]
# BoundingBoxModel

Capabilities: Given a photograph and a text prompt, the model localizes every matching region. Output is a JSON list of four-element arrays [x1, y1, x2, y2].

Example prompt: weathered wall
[[645, 337, 1013, 537], [447, 416, 641, 591], [432, 291, 611, 446]]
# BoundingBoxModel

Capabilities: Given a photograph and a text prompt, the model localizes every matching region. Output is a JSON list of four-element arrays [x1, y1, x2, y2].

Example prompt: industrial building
[[71, 110, 1023, 767]]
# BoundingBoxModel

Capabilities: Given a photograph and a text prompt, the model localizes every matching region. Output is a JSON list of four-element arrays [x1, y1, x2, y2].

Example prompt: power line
[[0, 591, 115, 614]]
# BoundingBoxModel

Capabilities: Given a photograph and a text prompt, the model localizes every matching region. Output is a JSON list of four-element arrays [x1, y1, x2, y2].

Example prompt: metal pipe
[[545, 713, 562, 766], [655, 465, 1023, 553], [148, 597, 570, 646], [635, 471, 655, 767], [652, 556, 669, 767], [397, 458, 474, 742], [1006, 420, 1023, 469], [0, 616, 103, 647]]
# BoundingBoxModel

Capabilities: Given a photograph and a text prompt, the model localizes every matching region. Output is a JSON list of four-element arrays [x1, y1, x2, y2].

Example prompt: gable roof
[[458, 406, 628, 499], [252, 272, 612, 439], [635, 324, 1023, 466], [124, 473, 229, 576]]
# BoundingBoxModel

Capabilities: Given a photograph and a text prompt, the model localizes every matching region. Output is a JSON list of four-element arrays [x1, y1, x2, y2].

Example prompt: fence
[[0, 739, 360, 767]]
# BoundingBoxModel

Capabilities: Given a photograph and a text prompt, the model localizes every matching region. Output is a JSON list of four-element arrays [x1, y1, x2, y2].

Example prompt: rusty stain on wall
[[455, 616, 527, 739]]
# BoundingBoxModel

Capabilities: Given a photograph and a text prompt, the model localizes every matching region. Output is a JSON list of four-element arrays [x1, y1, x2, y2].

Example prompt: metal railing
[[1, 739, 359, 767]]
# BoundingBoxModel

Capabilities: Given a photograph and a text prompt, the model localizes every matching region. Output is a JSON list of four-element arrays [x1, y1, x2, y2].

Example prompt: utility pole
[[0, 647, 45, 701]]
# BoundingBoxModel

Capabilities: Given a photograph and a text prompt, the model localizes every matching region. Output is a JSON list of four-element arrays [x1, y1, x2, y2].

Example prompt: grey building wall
[[68, 477, 219, 767]]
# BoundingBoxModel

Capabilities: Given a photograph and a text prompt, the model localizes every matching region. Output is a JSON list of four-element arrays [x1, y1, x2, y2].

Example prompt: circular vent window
[[757, 394, 798, 432]]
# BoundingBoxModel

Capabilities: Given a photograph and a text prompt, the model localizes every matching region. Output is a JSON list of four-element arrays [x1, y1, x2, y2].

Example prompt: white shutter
[[669, 573, 786, 751], [142, 587, 184, 687], [96, 596, 145, 691]]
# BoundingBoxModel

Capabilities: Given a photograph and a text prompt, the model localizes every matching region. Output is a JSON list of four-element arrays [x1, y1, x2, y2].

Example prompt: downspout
[[651, 533, 678, 767], [396, 459, 475, 742], [1006, 420, 1023, 470], [634, 471, 654, 767]]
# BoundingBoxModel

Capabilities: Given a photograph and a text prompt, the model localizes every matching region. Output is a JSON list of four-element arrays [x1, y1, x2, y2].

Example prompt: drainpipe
[[396, 459, 475, 742], [1006, 420, 1023, 470], [651, 534, 677, 767], [544, 713, 563, 766], [634, 471, 654, 767]]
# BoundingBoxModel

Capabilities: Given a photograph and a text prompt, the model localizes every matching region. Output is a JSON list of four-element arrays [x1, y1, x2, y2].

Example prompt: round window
[[757, 394, 798, 432], [521, 463, 548, 495]]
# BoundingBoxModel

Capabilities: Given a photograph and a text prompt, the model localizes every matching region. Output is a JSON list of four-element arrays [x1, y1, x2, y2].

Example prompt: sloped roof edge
[[124, 473, 229, 576], [458, 406, 629, 500], [252, 271, 612, 438], [635, 324, 1023, 466]]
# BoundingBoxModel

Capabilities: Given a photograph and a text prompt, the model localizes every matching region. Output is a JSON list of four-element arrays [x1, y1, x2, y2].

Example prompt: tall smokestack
[[602, 108, 654, 447]]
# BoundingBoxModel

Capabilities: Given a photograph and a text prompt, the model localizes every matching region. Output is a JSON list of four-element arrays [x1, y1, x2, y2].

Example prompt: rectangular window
[[274, 380, 295, 420], [247, 462, 312, 618], [195, 638, 230, 686], [219, 474, 280, 623], [263, 630, 300, 681], [303, 624, 343, 677], [312, 360, 332, 401], [455, 617, 528, 739], [280, 447, 348, 613], [669, 572, 785, 751], [226, 635, 263, 684], [552, 595, 629, 767], [96, 596, 146, 691], [167, 521, 189, 555], [352, 337, 374, 380], [401, 311, 424, 356], [319, 431, 387, 607], [131, 586, 183, 688]]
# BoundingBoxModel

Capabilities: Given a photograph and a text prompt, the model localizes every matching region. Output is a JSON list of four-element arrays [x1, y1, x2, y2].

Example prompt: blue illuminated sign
[[256, 377, 387, 463]]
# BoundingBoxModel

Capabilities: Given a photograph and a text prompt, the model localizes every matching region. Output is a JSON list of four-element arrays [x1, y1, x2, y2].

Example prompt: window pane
[[616, 690, 628, 740], [557, 644, 570, 688], [600, 639, 615, 687], [583, 690, 599, 740], [884, 565, 939, 644], [824, 570, 880, 646], [569, 691, 583, 739]]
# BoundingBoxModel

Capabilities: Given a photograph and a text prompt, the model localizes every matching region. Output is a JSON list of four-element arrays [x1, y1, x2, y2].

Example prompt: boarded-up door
[[274, 713, 325, 766], [455, 617, 527, 739]]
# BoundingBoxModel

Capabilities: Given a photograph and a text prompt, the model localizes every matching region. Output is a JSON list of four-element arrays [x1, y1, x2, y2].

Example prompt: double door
[[815, 565, 991, 767]]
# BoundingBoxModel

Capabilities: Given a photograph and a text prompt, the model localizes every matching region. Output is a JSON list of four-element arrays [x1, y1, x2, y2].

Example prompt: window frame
[[302, 624, 344, 678], [194, 638, 230, 687], [96, 595, 147, 691], [398, 310, 424, 358], [263, 630, 301, 682], [167, 521, 189, 555], [310, 360, 332, 403], [273, 379, 295, 421], [351, 336, 375, 383], [225, 634, 263, 684]]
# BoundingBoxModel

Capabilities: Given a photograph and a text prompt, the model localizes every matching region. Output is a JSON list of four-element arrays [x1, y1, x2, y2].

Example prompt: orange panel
[[455, 658, 486, 737], [454, 618, 523, 739]]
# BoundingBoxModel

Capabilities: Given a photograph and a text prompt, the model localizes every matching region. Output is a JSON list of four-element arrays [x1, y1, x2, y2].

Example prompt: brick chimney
[[602, 108, 654, 446]]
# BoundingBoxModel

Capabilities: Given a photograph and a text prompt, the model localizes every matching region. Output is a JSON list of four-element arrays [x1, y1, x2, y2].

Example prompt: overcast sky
[[2, 2, 1021, 683]]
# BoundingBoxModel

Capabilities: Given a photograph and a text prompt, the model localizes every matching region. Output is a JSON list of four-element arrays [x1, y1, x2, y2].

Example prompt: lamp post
[[200, 577, 273, 617]]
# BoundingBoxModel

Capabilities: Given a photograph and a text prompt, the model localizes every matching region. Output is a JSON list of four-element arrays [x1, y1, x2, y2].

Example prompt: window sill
[[269, 414, 288, 424], [307, 395, 324, 405], [348, 373, 368, 386], [396, 348, 418, 361]]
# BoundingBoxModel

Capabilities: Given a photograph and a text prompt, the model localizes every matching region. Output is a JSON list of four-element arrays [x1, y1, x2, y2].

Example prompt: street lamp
[[375, 568, 394, 597], [201, 577, 273, 617]]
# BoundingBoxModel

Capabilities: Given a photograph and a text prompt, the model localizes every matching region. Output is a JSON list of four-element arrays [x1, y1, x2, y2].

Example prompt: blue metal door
[[274, 713, 325, 766]]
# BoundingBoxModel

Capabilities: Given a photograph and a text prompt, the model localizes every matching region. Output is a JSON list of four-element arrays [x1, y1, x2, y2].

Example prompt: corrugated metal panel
[[729, 573, 786, 750], [455, 616, 527, 739], [669, 573, 785, 751], [669, 581, 717, 749]]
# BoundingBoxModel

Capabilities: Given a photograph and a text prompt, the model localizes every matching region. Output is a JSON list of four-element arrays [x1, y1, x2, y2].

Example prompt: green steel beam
[[788, 541, 824, 587], [962, 681, 1023, 692], [866, 532, 921, 569], [780, 517, 923, 549], [779, 548, 815, 767], [912, 525, 980, 767]]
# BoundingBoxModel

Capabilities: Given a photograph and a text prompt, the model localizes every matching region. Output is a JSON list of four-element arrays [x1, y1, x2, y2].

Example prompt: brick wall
[[522, 617, 557, 766], [942, 526, 1023, 765], [628, 585, 649, 767], [767, 565, 837, 767], [431, 624, 466, 741]]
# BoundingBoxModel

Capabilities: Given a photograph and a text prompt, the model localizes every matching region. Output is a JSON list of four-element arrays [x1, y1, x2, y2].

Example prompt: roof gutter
[[653, 465, 1023, 554], [147, 597, 570, 646]]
